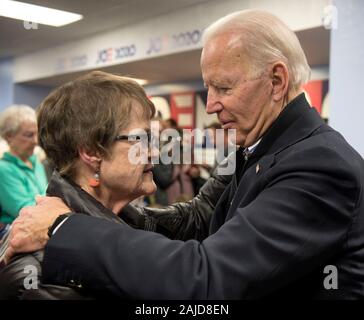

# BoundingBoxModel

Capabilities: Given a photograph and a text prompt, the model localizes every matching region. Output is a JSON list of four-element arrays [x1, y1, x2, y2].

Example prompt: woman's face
[[99, 102, 156, 202], [7, 121, 38, 160]]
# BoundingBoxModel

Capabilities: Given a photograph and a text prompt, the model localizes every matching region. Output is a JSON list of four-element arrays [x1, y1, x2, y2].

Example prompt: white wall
[[0, 58, 14, 111], [330, 0, 364, 157]]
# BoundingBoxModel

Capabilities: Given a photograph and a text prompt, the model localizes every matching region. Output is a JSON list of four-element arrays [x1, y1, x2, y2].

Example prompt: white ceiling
[[0, 0, 330, 87], [0, 0, 212, 58]]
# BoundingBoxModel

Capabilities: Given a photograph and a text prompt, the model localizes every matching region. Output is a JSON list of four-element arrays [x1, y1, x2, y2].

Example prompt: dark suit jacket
[[42, 94, 364, 299]]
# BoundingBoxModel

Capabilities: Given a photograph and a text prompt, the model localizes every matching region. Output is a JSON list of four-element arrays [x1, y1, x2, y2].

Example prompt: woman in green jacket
[[0, 105, 47, 237]]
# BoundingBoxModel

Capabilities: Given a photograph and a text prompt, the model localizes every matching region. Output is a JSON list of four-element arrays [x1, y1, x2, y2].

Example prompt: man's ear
[[78, 147, 102, 170], [270, 62, 289, 102]]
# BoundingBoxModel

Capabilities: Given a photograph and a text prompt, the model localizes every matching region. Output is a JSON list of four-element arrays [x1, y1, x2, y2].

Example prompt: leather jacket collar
[[46, 171, 126, 226]]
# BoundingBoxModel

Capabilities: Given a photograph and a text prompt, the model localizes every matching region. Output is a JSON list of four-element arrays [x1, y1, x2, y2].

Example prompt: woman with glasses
[[0, 70, 232, 299], [0, 105, 48, 239], [0, 71, 157, 298]]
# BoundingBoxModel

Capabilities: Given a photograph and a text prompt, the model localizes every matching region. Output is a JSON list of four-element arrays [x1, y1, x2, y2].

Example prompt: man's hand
[[4, 196, 71, 264]]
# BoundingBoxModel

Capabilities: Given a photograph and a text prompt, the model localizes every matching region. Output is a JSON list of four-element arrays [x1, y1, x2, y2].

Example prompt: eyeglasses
[[114, 132, 152, 144]]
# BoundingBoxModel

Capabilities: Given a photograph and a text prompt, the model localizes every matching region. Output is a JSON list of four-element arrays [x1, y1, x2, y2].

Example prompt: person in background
[[166, 127, 196, 204], [0, 137, 8, 158], [158, 117, 196, 203], [149, 117, 174, 206], [164, 118, 178, 130], [166, 162, 195, 203], [0, 105, 47, 239]]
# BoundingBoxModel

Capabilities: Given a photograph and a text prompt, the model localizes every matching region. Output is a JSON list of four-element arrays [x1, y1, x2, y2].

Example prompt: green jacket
[[0, 152, 48, 224]]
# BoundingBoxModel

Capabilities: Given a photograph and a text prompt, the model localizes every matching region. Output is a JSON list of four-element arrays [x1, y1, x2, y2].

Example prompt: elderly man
[[4, 10, 364, 299]]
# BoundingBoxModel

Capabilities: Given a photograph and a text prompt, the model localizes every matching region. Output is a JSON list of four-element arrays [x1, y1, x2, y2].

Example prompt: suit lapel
[[227, 154, 276, 219], [209, 182, 233, 233]]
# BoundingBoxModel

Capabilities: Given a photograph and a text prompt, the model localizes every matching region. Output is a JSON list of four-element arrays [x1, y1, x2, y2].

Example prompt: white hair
[[202, 10, 311, 92], [0, 105, 37, 139]]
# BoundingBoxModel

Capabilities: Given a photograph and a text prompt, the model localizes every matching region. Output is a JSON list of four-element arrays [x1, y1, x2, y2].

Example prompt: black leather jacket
[[0, 171, 127, 299], [0, 155, 233, 299], [123, 154, 234, 241]]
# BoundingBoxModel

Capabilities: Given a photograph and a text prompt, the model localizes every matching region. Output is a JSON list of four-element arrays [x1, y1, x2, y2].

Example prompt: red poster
[[170, 92, 195, 129]]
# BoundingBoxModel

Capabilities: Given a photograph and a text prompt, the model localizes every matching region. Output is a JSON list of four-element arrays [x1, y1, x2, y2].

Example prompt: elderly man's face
[[201, 34, 277, 147]]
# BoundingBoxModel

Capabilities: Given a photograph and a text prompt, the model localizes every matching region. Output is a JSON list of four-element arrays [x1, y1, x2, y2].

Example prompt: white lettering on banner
[[70, 55, 88, 68], [96, 48, 114, 64], [56, 55, 88, 72], [146, 37, 162, 55], [96, 45, 136, 64], [115, 45, 136, 59], [146, 29, 202, 55], [171, 30, 201, 48]]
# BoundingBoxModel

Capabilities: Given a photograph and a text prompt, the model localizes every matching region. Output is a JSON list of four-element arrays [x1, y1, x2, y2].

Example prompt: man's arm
[[41, 147, 362, 299], [4, 153, 234, 262], [3, 196, 71, 264]]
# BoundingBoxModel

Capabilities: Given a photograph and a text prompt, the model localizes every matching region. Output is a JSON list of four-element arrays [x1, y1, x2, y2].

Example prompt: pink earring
[[89, 172, 100, 188]]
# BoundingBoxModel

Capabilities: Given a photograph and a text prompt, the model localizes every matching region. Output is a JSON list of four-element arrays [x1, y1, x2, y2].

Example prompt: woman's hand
[[4, 196, 71, 264]]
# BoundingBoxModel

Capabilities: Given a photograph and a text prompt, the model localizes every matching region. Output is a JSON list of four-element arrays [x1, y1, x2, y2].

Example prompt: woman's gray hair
[[202, 10, 311, 92], [0, 105, 37, 139]]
